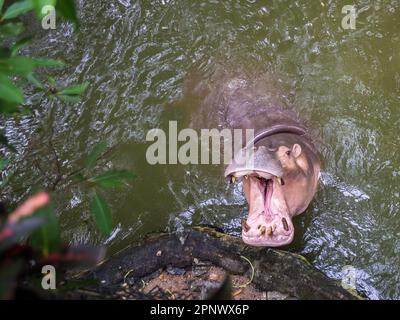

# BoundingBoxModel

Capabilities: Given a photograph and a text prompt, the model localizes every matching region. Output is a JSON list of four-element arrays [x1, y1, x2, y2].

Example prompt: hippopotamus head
[[225, 125, 320, 247]]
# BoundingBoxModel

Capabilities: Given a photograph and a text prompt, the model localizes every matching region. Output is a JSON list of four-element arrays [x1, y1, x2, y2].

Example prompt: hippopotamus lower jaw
[[237, 174, 294, 247]]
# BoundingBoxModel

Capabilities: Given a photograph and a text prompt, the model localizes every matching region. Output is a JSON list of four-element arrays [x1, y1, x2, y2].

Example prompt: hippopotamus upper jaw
[[224, 145, 284, 180]]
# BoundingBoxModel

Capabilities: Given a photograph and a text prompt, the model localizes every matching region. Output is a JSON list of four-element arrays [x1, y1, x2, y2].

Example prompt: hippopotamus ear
[[292, 144, 302, 158]]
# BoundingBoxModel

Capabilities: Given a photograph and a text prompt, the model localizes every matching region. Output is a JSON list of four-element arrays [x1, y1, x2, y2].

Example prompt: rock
[[192, 261, 212, 277], [267, 291, 290, 300], [192, 265, 209, 277], [166, 266, 186, 276], [209, 273, 220, 281], [262, 292, 267, 300], [80, 226, 361, 300]]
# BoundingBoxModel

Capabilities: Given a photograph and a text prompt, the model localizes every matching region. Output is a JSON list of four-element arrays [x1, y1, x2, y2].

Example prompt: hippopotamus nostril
[[241, 219, 250, 232], [282, 217, 289, 231]]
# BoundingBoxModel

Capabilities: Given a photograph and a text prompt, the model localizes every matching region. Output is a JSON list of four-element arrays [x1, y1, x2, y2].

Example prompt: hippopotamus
[[188, 73, 320, 247]]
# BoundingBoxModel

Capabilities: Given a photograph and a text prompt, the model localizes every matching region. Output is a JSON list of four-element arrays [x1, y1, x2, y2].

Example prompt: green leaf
[[60, 81, 89, 96], [56, 0, 78, 27], [26, 73, 44, 89], [90, 192, 112, 236], [47, 76, 56, 86], [2, 0, 34, 20], [0, 73, 23, 103], [11, 36, 32, 56], [57, 94, 81, 104], [0, 158, 8, 170], [30, 205, 60, 256], [0, 0, 4, 12], [0, 57, 61, 77], [0, 22, 25, 38], [84, 142, 107, 170], [0, 100, 19, 115], [91, 169, 136, 188], [72, 173, 86, 182], [32, 0, 56, 17], [0, 47, 11, 59], [0, 57, 36, 76], [0, 98, 21, 115], [33, 58, 64, 68]]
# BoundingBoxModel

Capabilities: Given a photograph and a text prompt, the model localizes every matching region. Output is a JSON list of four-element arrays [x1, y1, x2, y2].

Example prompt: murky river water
[[1, 0, 399, 299]]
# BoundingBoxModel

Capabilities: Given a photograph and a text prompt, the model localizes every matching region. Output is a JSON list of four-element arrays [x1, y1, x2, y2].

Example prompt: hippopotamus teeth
[[282, 217, 289, 231], [230, 175, 236, 184], [266, 226, 273, 236], [277, 177, 283, 185], [260, 226, 266, 235]]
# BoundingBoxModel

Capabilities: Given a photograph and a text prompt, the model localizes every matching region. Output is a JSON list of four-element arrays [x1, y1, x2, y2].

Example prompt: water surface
[[2, 0, 399, 299]]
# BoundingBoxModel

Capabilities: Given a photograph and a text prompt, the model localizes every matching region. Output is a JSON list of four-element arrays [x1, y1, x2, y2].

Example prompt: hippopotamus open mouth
[[225, 125, 320, 247]]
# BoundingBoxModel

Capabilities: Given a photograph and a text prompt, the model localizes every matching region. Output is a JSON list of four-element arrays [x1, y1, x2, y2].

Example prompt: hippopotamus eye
[[286, 150, 291, 156]]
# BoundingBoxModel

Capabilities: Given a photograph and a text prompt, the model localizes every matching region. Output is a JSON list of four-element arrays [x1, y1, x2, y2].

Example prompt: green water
[[2, 0, 399, 299]]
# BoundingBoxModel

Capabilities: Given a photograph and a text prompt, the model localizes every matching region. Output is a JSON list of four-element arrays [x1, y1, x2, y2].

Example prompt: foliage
[[0, 0, 84, 167], [0, 1, 136, 299], [0, 0, 80, 113], [90, 192, 112, 236], [29, 204, 60, 256], [0, 0, 137, 237], [0, 193, 105, 299], [79, 142, 136, 235]]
